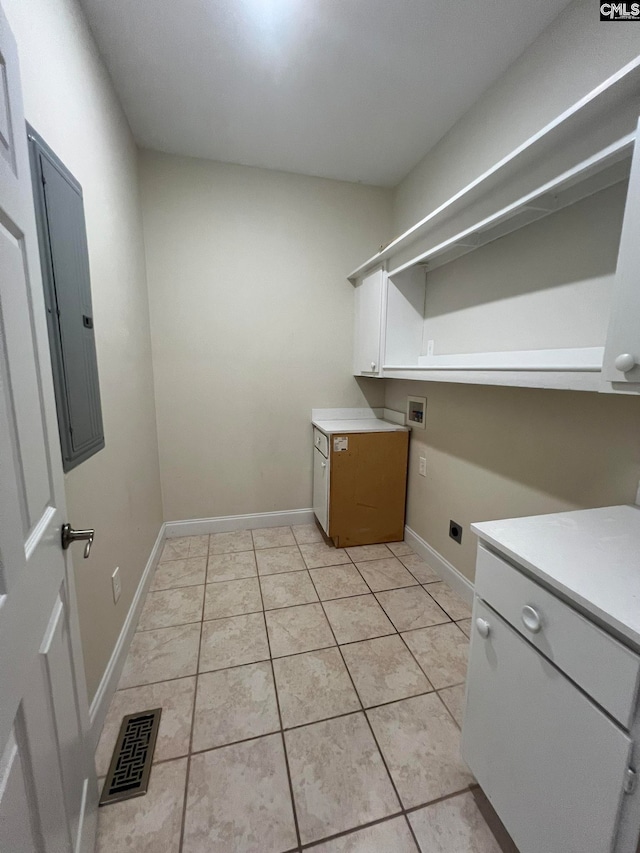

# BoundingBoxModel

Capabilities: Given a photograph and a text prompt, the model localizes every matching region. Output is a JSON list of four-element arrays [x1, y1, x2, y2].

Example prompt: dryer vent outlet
[[449, 520, 463, 544]]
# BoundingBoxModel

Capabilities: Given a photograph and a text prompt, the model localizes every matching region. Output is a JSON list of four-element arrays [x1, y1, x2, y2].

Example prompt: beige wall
[[387, 382, 640, 581], [139, 151, 390, 521], [5, 0, 163, 699], [387, 0, 640, 581]]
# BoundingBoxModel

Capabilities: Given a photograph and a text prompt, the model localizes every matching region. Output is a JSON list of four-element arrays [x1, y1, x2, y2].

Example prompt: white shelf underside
[[367, 348, 605, 392], [412, 346, 603, 372], [348, 57, 640, 283], [388, 142, 632, 277], [377, 368, 602, 393]]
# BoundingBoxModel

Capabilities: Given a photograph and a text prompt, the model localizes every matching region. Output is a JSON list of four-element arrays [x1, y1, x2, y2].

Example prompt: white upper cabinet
[[353, 267, 385, 376], [349, 60, 640, 395], [603, 116, 640, 389]]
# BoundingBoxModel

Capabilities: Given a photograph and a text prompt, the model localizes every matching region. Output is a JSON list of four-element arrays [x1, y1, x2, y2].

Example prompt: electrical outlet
[[427, 340, 435, 356], [449, 520, 463, 544], [418, 456, 427, 477], [112, 567, 122, 604]]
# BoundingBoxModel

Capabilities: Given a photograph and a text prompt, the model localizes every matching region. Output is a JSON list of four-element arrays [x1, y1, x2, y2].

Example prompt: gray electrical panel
[[28, 127, 104, 471]]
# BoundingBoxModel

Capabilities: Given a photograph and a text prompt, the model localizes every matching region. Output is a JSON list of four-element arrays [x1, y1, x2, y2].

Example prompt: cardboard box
[[328, 430, 409, 547]]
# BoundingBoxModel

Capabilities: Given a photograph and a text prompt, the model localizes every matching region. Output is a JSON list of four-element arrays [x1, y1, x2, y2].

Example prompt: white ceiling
[[79, 0, 572, 187]]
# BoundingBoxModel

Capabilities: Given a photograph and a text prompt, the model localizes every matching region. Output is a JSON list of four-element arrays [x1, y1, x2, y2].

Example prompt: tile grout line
[[323, 604, 431, 850], [297, 785, 478, 850], [421, 583, 472, 623], [133, 676, 471, 780], [133, 747, 475, 850], [432, 686, 465, 732], [135, 591, 206, 634], [384, 553, 470, 689], [352, 556, 417, 596], [109, 533, 474, 851], [398, 620, 470, 700], [402, 813, 421, 851], [111, 654, 466, 696], [117, 613, 467, 694], [395, 628, 439, 692], [256, 547, 304, 853], [373, 590, 451, 632], [176, 536, 210, 853], [346, 553, 450, 691], [143, 678, 470, 770], [308, 551, 473, 848], [403, 784, 481, 817], [132, 585, 469, 632], [312, 592, 419, 840], [299, 810, 406, 851], [144, 678, 472, 774]]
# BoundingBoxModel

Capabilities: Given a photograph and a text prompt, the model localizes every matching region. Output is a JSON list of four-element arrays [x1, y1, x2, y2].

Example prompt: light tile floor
[[95, 524, 514, 853]]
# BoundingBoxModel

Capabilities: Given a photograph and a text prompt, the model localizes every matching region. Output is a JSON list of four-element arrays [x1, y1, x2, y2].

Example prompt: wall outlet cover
[[449, 520, 463, 544], [419, 456, 427, 477]]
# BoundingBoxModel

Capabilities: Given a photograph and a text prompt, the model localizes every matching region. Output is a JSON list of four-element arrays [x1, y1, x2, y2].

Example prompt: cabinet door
[[603, 117, 640, 388], [462, 599, 631, 853], [353, 268, 385, 375], [313, 447, 329, 533]]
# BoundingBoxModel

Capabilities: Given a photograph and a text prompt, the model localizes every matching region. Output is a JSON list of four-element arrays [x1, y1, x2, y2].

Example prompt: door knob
[[614, 353, 637, 373], [61, 523, 95, 559], [476, 617, 490, 638], [521, 605, 542, 633], [371, 361, 377, 371]]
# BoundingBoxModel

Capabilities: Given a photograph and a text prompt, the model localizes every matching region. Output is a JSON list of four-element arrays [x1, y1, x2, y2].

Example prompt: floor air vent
[[99, 708, 162, 806]]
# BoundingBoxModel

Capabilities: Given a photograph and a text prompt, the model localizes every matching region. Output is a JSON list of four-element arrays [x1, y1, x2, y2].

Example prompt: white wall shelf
[[387, 138, 632, 278], [348, 57, 640, 283], [414, 346, 604, 372], [349, 59, 640, 395]]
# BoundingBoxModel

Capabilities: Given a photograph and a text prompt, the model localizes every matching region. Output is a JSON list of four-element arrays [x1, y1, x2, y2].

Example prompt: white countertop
[[312, 418, 407, 434], [472, 505, 640, 651], [311, 407, 408, 435]]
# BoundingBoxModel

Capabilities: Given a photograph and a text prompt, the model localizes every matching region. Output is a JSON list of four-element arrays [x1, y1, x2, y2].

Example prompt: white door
[[312, 447, 329, 533], [353, 267, 384, 375], [0, 7, 98, 853], [462, 599, 631, 853]]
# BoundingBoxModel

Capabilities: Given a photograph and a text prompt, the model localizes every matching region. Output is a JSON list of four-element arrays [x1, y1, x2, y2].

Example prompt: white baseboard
[[88, 522, 166, 752], [404, 525, 474, 605], [164, 508, 315, 538]]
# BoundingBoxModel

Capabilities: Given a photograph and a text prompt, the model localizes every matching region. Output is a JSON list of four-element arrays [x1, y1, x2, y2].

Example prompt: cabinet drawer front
[[475, 545, 640, 728], [462, 599, 631, 853], [313, 428, 328, 458]]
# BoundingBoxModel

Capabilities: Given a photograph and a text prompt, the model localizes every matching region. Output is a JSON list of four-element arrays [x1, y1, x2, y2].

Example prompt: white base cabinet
[[462, 531, 640, 853], [463, 598, 632, 853]]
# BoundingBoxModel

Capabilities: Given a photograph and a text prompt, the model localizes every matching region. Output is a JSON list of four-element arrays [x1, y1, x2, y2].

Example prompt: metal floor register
[[99, 708, 162, 806]]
